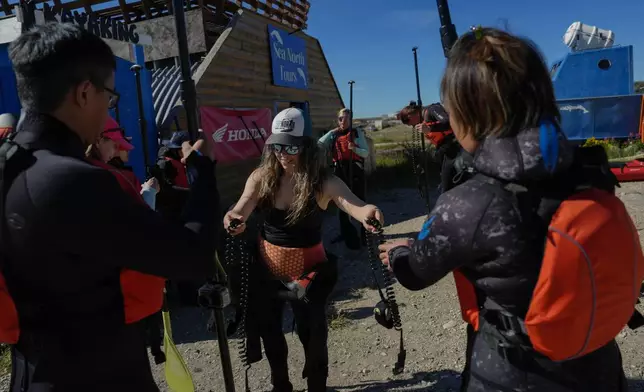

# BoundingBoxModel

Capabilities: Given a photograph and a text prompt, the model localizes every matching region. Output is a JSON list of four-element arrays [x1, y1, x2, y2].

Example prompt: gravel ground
[[3, 183, 644, 392], [147, 182, 644, 392]]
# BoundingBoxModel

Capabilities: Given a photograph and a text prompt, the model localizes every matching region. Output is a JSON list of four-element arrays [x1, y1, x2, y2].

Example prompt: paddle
[[162, 292, 195, 392]]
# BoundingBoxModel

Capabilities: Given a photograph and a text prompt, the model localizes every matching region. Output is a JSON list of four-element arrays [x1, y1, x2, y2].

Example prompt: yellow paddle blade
[[162, 310, 195, 392]]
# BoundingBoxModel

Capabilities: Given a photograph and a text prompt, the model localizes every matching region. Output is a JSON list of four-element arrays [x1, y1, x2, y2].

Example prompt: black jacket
[[390, 127, 627, 391], [3, 113, 220, 391]]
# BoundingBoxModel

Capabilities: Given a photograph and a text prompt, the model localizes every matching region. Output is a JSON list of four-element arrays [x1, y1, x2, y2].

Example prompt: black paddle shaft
[[411, 47, 430, 212], [436, 0, 459, 59], [348, 80, 355, 190], [130, 64, 150, 174]]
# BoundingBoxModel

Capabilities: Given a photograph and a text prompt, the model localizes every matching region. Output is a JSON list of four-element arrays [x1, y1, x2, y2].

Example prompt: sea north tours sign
[[268, 25, 308, 90]]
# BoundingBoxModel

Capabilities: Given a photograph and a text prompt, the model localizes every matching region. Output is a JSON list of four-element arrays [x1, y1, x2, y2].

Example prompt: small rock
[[443, 320, 457, 329], [381, 352, 387, 356]]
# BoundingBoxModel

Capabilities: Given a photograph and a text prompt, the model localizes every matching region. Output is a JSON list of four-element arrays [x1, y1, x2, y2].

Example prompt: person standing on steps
[[224, 107, 384, 392], [1, 22, 221, 392], [318, 108, 370, 250]]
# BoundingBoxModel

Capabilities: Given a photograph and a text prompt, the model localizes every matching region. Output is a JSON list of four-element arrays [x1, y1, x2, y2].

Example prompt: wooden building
[[178, 8, 344, 206], [0, 0, 344, 206], [190, 9, 342, 134]]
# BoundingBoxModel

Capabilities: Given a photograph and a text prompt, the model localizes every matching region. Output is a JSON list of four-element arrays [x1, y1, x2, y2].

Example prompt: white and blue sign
[[268, 25, 308, 90]]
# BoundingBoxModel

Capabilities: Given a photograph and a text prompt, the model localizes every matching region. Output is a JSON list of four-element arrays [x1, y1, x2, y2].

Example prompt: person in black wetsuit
[[223, 108, 384, 392]]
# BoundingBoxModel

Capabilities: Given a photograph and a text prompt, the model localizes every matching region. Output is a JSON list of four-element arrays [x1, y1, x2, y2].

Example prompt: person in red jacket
[[85, 116, 165, 363]]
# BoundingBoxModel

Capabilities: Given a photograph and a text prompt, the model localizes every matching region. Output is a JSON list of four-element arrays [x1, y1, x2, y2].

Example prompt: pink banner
[[200, 107, 272, 164]]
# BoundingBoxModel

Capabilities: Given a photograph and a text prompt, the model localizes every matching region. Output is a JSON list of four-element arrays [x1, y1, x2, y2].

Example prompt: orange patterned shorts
[[258, 239, 327, 281]]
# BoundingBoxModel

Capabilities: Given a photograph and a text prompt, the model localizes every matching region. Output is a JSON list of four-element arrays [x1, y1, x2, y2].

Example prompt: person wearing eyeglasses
[[223, 108, 383, 392], [318, 108, 370, 249], [2, 23, 220, 391]]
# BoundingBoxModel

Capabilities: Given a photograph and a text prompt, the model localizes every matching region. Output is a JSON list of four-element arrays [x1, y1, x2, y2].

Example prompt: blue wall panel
[[559, 95, 641, 140], [553, 46, 634, 99]]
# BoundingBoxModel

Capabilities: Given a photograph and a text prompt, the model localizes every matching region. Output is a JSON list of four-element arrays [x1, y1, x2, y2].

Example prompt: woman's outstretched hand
[[223, 210, 246, 236], [361, 204, 384, 233], [378, 238, 414, 269]]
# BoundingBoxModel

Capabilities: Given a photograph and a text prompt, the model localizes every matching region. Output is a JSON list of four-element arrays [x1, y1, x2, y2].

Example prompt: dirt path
[[3, 184, 644, 391], [147, 183, 644, 392]]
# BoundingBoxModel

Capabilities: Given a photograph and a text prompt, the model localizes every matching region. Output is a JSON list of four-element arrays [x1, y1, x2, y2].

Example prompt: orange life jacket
[[455, 171, 644, 361], [165, 157, 189, 188], [423, 127, 454, 147], [333, 129, 364, 163]]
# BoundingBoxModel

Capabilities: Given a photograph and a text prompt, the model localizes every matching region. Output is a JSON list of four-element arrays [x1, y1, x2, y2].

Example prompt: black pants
[[143, 311, 164, 363], [467, 322, 628, 392], [334, 161, 366, 250], [251, 260, 338, 392], [460, 323, 476, 392], [10, 331, 159, 392]]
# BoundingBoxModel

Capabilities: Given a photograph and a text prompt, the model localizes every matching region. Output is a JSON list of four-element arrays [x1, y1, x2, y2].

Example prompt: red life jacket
[[424, 127, 454, 147], [90, 159, 165, 325], [165, 157, 189, 188], [333, 129, 364, 163], [0, 273, 19, 344]]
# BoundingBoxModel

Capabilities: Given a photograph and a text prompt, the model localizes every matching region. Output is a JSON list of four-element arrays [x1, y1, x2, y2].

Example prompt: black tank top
[[260, 198, 324, 248]]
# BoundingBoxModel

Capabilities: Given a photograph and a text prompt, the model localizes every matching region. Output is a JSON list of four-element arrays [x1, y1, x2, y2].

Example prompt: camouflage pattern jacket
[[389, 126, 628, 392]]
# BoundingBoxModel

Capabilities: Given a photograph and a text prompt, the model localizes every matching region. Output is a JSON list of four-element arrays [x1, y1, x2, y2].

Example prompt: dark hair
[[440, 27, 559, 139], [9, 22, 116, 113], [397, 103, 421, 125]]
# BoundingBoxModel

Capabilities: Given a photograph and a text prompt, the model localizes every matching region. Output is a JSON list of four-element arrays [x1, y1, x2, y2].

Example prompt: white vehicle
[[563, 22, 615, 52]]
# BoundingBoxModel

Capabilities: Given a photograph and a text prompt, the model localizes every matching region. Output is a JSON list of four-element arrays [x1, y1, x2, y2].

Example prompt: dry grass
[[368, 146, 440, 191], [0, 344, 10, 376], [327, 307, 351, 330], [367, 124, 414, 145]]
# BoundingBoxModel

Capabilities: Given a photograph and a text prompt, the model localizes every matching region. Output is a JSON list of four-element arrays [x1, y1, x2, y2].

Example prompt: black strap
[[0, 140, 24, 269], [627, 309, 644, 330]]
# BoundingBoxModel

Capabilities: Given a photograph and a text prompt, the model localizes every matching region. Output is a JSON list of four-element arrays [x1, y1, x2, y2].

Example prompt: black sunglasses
[[272, 144, 300, 155]]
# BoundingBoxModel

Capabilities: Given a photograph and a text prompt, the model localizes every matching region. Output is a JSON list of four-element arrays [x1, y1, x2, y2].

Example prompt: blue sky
[[306, 0, 644, 118]]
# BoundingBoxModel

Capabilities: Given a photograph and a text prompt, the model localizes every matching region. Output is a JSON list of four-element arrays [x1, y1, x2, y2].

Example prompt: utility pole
[[412, 47, 430, 211], [348, 80, 355, 189], [172, 0, 199, 142]]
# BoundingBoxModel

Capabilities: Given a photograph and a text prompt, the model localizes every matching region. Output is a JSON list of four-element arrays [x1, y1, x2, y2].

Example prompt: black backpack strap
[[0, 140, 24, 267], [628, 308, 644, 330]]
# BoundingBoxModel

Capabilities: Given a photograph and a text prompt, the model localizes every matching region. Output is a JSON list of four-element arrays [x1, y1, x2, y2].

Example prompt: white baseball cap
[[266, 107, 306, 146]]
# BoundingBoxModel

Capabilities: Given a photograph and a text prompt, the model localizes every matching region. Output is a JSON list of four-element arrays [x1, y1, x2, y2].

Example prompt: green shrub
[[582, 136, 644, 160]]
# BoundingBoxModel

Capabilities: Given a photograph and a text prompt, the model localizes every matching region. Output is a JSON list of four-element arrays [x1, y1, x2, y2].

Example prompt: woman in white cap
[[224, 107, 384, 392]]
